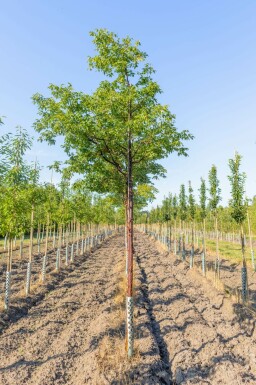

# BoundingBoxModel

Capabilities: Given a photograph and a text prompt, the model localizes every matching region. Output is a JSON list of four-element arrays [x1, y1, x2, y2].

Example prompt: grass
[[205, 238, 251, 263]]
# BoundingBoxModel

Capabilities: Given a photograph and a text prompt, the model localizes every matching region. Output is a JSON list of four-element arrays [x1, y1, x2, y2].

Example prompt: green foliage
[[199, 177, 207, 220], [208, 165, 221, 214], [161, 193, 172, 222], [172, 195, 178, 220], [0, 127, 34, 187], [188, 181, 195, 221], [228, 152, 247, 225], [179, 184, 187, 221], [32, 29, 193, 203], [0, 187, 29, 237]]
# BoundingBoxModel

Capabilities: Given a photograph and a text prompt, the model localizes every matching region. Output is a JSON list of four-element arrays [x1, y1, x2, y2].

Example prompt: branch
[[87, 136, 126, 177]]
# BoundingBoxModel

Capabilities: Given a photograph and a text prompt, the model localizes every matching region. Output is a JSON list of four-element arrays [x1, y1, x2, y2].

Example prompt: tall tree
[[228, 152, 248, 302], [179, 184, 187, 260], [0, 127, 35, 308], [208, 165, 221, 280], [172, 194, 178, 255], [32, 29, 193, 356], [199, 177, 207, 275], [188, 181, 195, 268]]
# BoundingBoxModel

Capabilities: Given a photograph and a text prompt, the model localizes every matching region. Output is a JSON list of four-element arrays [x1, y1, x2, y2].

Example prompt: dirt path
[[0, 234, 165, 385], [135, 233, 256, 384], [0, 232, 256, 385]]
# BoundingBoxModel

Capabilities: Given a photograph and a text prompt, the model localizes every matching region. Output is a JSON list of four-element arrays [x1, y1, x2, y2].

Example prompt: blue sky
[[1, 0, 256, 206]]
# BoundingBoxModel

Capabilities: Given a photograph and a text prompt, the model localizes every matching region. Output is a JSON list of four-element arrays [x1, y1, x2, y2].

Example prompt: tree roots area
[[0, 232, 255, 385]]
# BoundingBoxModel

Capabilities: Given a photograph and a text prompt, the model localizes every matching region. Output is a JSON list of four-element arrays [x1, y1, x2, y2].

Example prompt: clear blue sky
[[1, 0, 256, 206]]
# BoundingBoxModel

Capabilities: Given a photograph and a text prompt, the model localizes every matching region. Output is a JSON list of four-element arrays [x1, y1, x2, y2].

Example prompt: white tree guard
[[4, 271, 11, 311], [42, 254, 47, 282], [26, 262, 32, 296], [126, 296, 134, 358]]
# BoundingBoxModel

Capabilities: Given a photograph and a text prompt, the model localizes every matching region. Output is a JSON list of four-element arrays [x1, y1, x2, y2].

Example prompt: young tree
[[32, 29, 193, 356], [179, 184, 187, 260], [162, 194, 172, 251], [247, 206, 255, 270], [208, 165, 221, 280], [0, 127, 37, 308], [188, 181, 195, 268], [172, 194, 178, 255], [228, 152, 248, 302], [199, 177, 207, 275]]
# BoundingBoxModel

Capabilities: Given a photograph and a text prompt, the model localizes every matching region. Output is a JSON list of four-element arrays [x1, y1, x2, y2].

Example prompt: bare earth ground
[[0, 232, 255, 384], [188, 243, 256, 306]]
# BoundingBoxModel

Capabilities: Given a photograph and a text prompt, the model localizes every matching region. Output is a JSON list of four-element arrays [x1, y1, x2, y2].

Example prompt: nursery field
[[0, 231, 255, 385], [1, 22, 256, 385]]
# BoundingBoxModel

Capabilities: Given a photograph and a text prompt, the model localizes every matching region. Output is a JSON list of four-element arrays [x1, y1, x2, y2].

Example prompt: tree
[[32, 29, 193, 356], [208, 165, 221, 280], [188, 181, 195, 268], [0, 127, 36, 308], [199, 177, 207, 275], [228, 152, 248, 301], [179, 184, 187, 260], [172, 194, 178, 255]]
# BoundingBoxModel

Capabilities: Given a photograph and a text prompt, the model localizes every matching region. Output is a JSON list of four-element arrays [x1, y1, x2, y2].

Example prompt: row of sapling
[[0, 127, 35, 308], [0, 126, 125, 309], [32, 29, 193, 357], [146, 153, 252, 301]]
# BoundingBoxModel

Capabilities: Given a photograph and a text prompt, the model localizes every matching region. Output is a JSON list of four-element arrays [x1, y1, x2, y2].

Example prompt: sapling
[[26, 204, 34, 296], [0, 127, 34, 302], [172, 195, 178, 255], [179, 184, 187, 261], [188, 181, 196, 268], [247, 210, 255, 270], [228, 152, 248, 302], [208, 165, 221, 281], [199, 178, 207, 275], [41, 213, 49, 282], [162, 194, 172, 251]]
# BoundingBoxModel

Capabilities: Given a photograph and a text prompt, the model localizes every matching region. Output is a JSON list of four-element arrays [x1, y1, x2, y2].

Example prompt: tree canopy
[[32, 29, 193, 200]]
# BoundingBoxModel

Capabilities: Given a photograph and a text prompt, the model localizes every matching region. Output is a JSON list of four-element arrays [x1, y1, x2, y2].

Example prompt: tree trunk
[[190, 220, 194, 268], [126, 136, 134, 358], [29, 206, 34, 263], [202, 218, 206, 275], [26, 205, 34, 296], [247, 212, 255, 269], [215, 215, 220, 280], [5, 237, 12, 311], [241, 224, 248, 302], [42, 213, 49, 282], [7, 238, 11, 273], [174, 218, 177, 255]]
